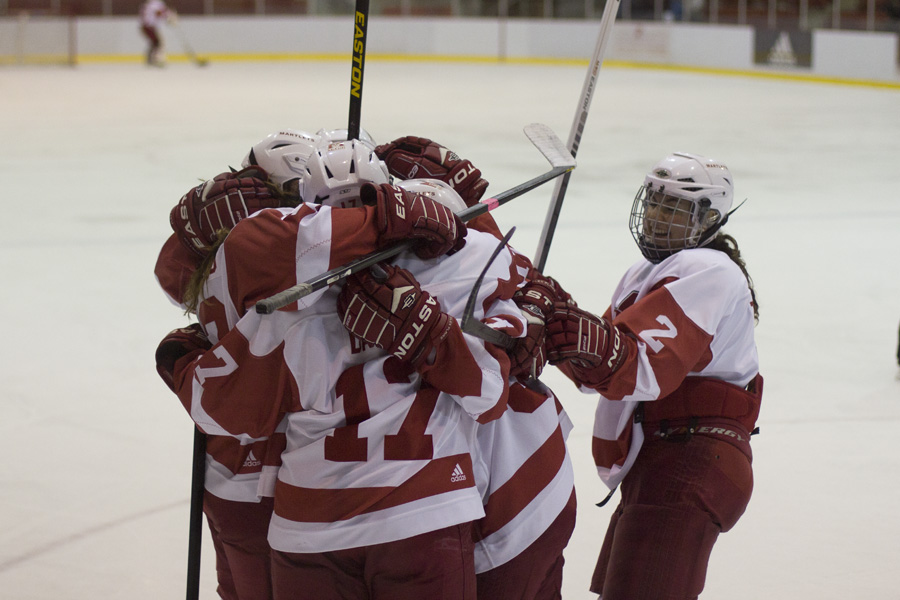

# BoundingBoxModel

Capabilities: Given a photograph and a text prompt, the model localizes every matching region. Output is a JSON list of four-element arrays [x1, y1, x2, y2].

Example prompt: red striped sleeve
[[602, 285, 714, 401]]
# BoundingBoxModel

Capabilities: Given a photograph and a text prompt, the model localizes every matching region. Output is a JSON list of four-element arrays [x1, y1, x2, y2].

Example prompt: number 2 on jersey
[[639, 315, 678, 353]]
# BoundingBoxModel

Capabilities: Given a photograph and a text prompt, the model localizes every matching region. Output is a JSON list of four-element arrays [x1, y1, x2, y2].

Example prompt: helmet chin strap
[[697, 197, 747, 247], [728, 198, 748, 217]]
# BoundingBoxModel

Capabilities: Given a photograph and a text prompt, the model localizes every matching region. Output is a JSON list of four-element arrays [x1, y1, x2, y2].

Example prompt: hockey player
[[539, 153, 763, 599], [155, 128, 380, 600], [373, 137, 578, 599], [156, 167, 287, 600], [157, 134, 534, 599], [138, 0, 175, 67]]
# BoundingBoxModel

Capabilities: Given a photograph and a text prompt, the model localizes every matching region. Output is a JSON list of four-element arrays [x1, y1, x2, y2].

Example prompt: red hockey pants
[[590, 433, 753, 600]]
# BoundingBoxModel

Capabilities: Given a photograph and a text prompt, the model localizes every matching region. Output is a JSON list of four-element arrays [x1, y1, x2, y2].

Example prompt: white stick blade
[[524, 123, 576, 169]]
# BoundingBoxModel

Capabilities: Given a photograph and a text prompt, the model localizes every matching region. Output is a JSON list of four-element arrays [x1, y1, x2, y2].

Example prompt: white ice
[[1, 60, 898, 599]]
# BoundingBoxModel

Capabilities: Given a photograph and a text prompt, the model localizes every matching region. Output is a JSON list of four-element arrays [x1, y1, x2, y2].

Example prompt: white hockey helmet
[[630, 152, 734, 263], [241, 129, 320, 202], [396, 179, 466, 214], [315, 127, 377, 147], [298, 139, 391, 208]]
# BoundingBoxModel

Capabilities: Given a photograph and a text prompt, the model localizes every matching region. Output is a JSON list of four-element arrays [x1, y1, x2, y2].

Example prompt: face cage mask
[[629, 185, 718, 263]]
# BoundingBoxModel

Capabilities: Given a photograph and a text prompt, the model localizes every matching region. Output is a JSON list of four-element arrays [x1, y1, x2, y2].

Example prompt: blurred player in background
[[139, 0, 176, 67], [532, 152, 762, 599]]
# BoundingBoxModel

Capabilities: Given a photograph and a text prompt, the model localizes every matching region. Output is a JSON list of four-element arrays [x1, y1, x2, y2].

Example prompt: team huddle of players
[[154, 127, 762, 600]]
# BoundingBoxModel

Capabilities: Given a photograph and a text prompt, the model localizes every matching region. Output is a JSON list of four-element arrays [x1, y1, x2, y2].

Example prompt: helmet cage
[[630, 184, 727, 263], [630, 152, 733, 263]]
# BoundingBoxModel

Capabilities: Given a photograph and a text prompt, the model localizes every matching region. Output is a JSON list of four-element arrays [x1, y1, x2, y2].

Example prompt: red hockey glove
[[545, 303, 627, 386], [513, 270, 575, 320], [155, 324, 212, 392], [364, 182, 467, 259], [337, 264, 454, 370], [507, 270, 575, 380], [508, 305, 548, 380], [170, 167, 280, 257], [374, 136, 489, 207]]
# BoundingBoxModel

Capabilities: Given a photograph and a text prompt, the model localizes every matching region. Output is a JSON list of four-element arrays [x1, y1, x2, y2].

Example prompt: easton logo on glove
[[394, 295, 439, 362], [392, 189, 407, 220], [337, 264, 453, 370], [392, 286, 418, 312], [170, 168, 279, 257]]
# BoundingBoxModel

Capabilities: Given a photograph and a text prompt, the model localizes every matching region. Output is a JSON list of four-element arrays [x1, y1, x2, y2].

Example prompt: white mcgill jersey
[[471, 379, 575, 573], [155, 235, 284, 504], [590, 247, 759, 490], [182, 204, 529, 553]]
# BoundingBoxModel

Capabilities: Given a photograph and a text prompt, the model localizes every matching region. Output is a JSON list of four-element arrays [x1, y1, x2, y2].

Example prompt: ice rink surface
[[1, 58, 899, 599]]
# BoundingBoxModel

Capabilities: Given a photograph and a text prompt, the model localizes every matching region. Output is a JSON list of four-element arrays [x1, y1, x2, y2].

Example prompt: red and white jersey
[[155, 232, 283, 502], [581, 248, 759, 490], [155, 234, 198, 308], [170, 203, 529, 553], [139, 0, 171, 27], [471, 380, 574, 573], [457, 221, 577, 573]]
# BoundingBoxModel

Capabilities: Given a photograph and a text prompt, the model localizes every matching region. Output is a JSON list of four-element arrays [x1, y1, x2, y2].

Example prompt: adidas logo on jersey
[[450, 463, 466, 483], [242, 451, 261, 468]]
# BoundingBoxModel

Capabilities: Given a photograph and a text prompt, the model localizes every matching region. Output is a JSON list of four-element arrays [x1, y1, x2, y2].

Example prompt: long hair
[[706, 232, 759, 322], [182, 230, 229, 315]]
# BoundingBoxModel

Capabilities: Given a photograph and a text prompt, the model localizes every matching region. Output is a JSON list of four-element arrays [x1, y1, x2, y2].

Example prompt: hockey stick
[[347, 0, 369, 140], [172, 21, 209, 67], [185, 428, 206, 600], [532, 0, 619, 272], [255, 123, 575, 315], [459, 226, 517, 350]]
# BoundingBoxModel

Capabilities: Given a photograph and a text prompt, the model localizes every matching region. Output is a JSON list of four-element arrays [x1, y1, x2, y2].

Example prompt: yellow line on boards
[[71, 53, 900, 90]]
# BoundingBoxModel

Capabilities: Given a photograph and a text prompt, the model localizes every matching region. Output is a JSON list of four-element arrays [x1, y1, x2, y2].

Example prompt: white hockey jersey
[[562, 248, 760, 490], [155, 233, 277, 503], [139, 0, 171, 27], [471, 379, 574, 573], [170, 202, 530, 553]]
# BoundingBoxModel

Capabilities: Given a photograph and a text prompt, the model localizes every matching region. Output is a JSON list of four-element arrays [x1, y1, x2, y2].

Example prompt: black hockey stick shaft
[[254, 124, 575, 315], [459, 227, 518, 349], [255, 164, 571, 314], [533, 0, 619, 272], [348, 0, 369, 140], [185, 427, 206, 600]]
